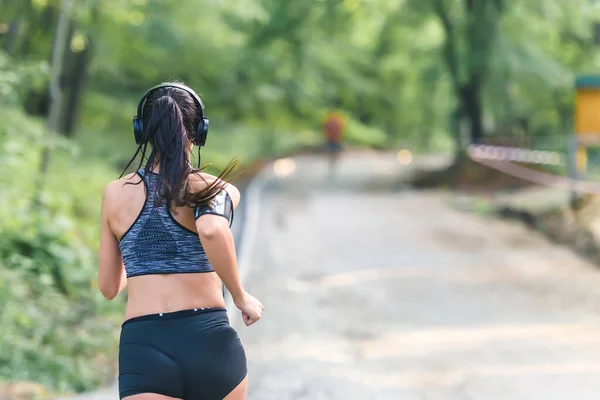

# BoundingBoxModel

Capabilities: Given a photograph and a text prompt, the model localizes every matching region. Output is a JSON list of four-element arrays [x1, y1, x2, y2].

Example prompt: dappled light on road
[[359, 324, 600, 359], [243, 320, 600, 393], [244, 321, 600, 391], [325, 361, 600, 390], [282, 258, 593, 291], [273, 157, 296, 178], [397, 149, 413, 166]]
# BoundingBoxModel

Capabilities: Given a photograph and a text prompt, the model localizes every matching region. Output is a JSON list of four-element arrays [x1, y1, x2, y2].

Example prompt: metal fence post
[[567, 133, 579, 209]]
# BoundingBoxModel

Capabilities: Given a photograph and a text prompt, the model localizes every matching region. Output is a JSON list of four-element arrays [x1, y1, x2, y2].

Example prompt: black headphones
[[132, 83, 209, 147]]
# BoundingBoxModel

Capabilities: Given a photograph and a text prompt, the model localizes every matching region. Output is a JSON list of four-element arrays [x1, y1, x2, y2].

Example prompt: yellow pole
[[576, 146, 588, 174]]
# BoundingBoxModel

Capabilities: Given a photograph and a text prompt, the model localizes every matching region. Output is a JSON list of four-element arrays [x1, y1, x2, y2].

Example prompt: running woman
[[98, 82, 263, 400]]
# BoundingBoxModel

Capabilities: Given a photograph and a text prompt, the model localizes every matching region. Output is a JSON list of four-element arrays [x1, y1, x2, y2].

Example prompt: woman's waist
[[124, 274, 226, 321], [122, 306, 228, 328], [123, 259, 214, 277]]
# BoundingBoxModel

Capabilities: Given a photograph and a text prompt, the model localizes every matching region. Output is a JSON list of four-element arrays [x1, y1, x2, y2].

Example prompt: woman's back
[[103, 170, 225, 320]]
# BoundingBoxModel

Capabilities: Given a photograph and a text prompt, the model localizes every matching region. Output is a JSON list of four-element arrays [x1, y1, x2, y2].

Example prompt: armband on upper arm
[[194, 190, 234, 227]]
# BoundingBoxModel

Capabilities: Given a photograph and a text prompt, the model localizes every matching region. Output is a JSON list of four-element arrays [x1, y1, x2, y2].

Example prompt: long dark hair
[[121, 83, 238, 208]]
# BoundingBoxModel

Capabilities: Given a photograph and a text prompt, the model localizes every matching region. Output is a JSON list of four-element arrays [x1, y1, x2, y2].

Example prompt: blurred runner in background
[[322, 108, 345, 177]]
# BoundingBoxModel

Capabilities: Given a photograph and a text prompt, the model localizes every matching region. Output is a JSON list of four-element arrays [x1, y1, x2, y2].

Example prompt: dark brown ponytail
[[121, 84, 239, 208]]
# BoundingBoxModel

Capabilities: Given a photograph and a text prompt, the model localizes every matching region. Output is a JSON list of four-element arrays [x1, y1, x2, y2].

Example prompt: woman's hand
[[234, 292, 264, 326]]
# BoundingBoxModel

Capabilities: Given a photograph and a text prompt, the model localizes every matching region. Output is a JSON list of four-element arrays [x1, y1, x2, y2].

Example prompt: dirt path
[[235, 153, 600, 400]]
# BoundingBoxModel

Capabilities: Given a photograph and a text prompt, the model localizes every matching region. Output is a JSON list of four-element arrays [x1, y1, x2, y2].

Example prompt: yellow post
[[576, 147, 588, 172], [575, 76, 600, 174]]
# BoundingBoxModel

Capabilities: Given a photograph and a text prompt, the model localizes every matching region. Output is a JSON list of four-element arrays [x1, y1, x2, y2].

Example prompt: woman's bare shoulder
[[188, 172, 241, 208], [102, 173, 141, 203]]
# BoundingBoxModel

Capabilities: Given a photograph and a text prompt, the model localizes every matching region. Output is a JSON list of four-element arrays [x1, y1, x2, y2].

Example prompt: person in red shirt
[[322, 109, 345, 175]]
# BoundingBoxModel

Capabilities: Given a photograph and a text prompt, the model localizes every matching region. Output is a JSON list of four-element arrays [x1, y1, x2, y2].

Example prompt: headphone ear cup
[[133, 116, 144, 145], [195, 118, 209, 147]]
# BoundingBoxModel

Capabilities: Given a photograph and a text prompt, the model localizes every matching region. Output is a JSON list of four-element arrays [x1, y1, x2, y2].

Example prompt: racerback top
[[118, 169, 214, 278]]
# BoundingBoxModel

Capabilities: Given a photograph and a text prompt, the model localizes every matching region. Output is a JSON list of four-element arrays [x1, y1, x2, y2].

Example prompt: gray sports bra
[[119, 170, 214, 278]]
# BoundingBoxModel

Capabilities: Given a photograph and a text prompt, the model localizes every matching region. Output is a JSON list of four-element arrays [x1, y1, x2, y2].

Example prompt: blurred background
[[4, 0, 600, 399]]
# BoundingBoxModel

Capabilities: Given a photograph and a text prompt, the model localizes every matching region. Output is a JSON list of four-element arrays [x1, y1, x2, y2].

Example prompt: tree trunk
[[22, 5, 58, 117], [449, 107, 463, 158], [58, 3, 99, 136], [4, 19, 21, 55], [459, 83, 484, 144], [420, 104, 435, 151], [432, 0, 502, 149], [60, 44, 92, 136], [38, 0, 73, 176]]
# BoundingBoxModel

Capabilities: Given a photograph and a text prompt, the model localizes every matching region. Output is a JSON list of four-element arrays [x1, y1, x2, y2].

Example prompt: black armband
[[194, 190, 234, 227]]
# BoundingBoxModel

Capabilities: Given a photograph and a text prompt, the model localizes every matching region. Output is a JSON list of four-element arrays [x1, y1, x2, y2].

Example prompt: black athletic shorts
[[118, 307, 247, 400]]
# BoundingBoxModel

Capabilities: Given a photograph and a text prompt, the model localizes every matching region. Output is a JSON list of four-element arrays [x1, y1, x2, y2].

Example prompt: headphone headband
[[133, 82, 209, 147], [136, 83, 205, 119]]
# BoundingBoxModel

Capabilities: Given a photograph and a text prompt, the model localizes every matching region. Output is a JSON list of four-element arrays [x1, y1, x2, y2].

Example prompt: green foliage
[[0, 107, 122, 393], [0, 50, 49, 106]]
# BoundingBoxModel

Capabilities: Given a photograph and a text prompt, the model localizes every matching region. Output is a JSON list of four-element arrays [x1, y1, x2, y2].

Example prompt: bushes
[[0, 108, 122, 394], [0, 255, 118, 393]]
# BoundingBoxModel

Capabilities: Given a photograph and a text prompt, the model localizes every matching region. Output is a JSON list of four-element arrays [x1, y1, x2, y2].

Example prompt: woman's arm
[[98, 182, 127, 300], [195, 213, 264, 326], [196, 214, 244, 301]]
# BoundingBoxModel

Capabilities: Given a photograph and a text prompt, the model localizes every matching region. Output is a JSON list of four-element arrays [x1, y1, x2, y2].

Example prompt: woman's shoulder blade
[[102, 174, 141, 201]]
